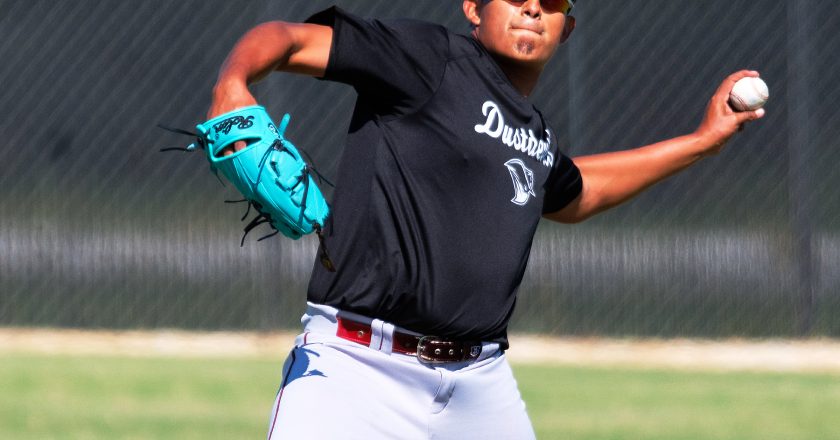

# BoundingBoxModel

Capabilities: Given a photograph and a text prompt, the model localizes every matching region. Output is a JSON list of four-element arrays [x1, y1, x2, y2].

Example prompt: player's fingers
[[722, 70, 760, 90], [715, 70, 760, 101], [735, 107, 766, 124], [221, 140, 248, 157]]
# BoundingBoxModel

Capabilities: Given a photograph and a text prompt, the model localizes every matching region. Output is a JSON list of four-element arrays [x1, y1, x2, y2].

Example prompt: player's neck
[[494, 57, 544, 97], [470, 32, 546, 97]]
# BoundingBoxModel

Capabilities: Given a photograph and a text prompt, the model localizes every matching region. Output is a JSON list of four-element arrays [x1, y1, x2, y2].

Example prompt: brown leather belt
[[335, 317, 483, 364]]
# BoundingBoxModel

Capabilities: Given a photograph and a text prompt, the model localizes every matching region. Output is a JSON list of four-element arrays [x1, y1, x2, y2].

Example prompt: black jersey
[[305, 7, 582, 346]]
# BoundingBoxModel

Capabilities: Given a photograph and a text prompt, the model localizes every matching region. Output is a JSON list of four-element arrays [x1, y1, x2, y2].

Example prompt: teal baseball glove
[[197, 105, 330, 239], [160, 105, 334, 270]]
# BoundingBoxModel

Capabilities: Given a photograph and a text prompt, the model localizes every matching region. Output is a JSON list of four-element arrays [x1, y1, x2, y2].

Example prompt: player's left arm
[[545, 70, 765, 224]]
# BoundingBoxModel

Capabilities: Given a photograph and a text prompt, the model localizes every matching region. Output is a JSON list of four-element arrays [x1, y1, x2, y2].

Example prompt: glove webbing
[[260, 139, 336, 272]]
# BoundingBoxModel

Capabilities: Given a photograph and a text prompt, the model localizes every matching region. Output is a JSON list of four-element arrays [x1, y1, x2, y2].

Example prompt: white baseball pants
[[266, 303, 536, 440]]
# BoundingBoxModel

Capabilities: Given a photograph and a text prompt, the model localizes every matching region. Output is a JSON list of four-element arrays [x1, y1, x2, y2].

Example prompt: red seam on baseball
[[732, 94, 748, 111]]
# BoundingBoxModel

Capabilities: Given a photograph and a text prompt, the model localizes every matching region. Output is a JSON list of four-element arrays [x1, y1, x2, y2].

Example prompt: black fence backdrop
[[1, 0, 838, 337]]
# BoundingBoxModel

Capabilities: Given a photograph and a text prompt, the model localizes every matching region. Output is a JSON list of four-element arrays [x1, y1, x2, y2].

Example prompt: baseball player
[[207, 1, 765, 438]]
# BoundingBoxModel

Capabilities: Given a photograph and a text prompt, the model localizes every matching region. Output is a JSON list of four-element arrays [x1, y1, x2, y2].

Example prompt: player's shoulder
[[319, 7, 449, 42], [382, 16, 448, 34], [378, 17, 452, 51], [446, 32, 486, 60]]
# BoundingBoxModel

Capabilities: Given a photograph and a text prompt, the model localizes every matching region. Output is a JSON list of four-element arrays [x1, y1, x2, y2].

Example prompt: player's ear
[[560, 15, 575, 43], [463, 0, 482, 28]]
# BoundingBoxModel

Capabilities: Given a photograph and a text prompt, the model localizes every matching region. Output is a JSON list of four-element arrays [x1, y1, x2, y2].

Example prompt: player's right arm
[[208, 22, 332, 156], [545, 70, 764, 224], [209, 21, 333, 119]]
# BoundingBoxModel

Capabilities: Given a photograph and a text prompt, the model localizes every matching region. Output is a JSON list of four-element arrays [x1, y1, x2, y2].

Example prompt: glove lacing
[[159, 124, 337, 272]]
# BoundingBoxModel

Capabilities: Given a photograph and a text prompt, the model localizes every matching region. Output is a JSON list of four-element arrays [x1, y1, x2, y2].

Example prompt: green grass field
[[2, 354, 839, 440]]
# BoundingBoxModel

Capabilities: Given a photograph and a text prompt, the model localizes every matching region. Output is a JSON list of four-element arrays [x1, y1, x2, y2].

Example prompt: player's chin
[[507, 43, 552, 65], [509, 35, 557, 58]]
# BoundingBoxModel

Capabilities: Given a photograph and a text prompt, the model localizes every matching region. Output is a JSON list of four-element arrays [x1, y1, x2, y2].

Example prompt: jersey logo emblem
[[474, 100, 555, 168], [504, 159, 536, 206]]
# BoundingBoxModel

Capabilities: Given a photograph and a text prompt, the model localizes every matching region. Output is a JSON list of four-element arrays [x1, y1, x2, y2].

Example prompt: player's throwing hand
[[695, 70, 766, 155]]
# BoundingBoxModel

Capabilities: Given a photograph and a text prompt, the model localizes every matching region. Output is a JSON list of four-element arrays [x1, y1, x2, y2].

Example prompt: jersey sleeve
[[306, 7, 450, 116], [542, 152, 583, 214]]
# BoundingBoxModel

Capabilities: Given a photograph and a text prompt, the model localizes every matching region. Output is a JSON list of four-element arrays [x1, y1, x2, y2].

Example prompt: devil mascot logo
[[504, 159, 536, 206]]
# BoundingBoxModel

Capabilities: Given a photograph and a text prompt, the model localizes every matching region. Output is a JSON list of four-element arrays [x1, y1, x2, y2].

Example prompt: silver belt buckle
[[417, 335, 449, 364], [416, 336, 482, 364]]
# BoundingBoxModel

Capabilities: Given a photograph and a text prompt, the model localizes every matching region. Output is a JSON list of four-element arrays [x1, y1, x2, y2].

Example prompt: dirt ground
[[3, 328, 840, 373]]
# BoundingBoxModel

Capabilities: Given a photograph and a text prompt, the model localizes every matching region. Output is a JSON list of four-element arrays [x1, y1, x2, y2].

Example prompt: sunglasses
[[500, 0, 575, 15]]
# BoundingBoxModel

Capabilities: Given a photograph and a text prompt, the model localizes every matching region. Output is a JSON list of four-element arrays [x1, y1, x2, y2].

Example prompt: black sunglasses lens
[[544, 0, 572, 13]]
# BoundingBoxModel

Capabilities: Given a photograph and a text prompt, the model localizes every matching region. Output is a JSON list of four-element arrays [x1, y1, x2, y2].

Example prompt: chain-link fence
[[1, 0, 838, 337]]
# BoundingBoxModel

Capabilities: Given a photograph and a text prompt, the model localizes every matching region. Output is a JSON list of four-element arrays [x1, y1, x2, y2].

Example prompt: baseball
[[729, 76, 769, 111]]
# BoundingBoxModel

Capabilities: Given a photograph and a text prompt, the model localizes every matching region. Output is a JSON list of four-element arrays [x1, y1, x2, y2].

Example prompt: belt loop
[[369, 319, 385, 351], [380, 322, 396, 354]]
